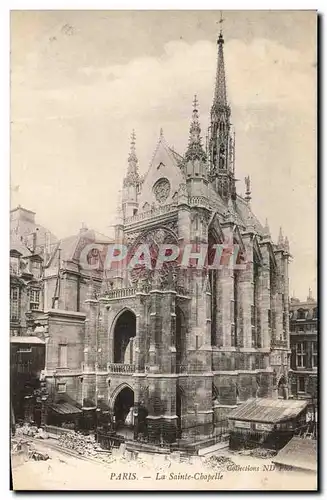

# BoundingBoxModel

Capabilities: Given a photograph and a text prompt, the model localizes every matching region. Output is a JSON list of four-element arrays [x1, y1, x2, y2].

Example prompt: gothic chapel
[[78, 26, 291, 443]]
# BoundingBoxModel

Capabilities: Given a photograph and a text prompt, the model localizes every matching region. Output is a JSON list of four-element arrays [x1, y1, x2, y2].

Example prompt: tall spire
[[124, 130, 140, 187], [208, 13, 235, 202], [213, 12, 228, 107], [214, 39, 227, 107], [185, 95, 207, 162]]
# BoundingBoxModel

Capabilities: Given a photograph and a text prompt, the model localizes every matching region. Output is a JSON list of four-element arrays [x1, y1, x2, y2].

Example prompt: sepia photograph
[[9, 9, 317, 491]]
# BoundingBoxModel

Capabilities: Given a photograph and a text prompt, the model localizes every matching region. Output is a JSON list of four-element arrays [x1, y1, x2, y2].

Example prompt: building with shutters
[[289, 291, 318, 401], [10, 207, 57, 423], [10, 206, 57, 337]]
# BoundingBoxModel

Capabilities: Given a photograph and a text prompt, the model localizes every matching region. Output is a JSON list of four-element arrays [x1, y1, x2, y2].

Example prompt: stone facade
[[289, 292, 317, 400], [36, 28, 291, 443]]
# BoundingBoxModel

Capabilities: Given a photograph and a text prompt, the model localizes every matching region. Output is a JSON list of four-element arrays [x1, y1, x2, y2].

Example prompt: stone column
[[112, 222, 125, 289], [186, 270, 211, 370], [216, 266, 234, 348], [148, 288, 162, 373], [83, 294, 98, 405], [257, 242, 273, 397], [282, 252, 291, 350], [258, 242, 270, 350], [135, 291, 147, 372], [177, 185, 191, 243], [97, 299, 110, 371], [159, 290, 177, 373], [274, 250, 284, 342], [238, 233, 253, 350]]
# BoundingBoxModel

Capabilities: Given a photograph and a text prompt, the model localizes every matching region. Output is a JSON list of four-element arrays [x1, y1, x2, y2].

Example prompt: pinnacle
[[263, 218, 271, 238], [184, 95, 206, 163], [278, 227, 284, 247]]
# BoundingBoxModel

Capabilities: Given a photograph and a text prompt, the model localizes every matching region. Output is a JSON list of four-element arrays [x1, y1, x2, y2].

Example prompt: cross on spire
[[216, 11, 225, 43], [218, 10, 224, 32]]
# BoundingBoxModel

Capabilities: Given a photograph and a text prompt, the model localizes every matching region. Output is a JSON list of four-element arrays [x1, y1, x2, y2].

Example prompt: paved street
[[11, 439, 317, 491]]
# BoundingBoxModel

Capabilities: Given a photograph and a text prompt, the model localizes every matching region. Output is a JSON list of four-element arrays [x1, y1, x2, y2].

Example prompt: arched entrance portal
[[113, 310, 136, 364], [113, 386, 135, 431]]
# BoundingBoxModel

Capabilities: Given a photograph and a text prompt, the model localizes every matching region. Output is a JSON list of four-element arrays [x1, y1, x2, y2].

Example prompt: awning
[[273, 437, 317, 472], [10, 336, 45, 345], [228, 398, 309, 424], [48, 402, 82, 415]]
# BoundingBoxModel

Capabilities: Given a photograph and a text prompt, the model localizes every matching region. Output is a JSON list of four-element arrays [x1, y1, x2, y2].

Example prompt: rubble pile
[[249, 448, 277, 459], [58, 431, 99, 457], [204, 455, 236, 471], [15, 424, 49, 440]]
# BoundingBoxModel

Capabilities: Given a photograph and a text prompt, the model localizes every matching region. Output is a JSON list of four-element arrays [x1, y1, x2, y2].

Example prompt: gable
[[137, 136, 185, 211]]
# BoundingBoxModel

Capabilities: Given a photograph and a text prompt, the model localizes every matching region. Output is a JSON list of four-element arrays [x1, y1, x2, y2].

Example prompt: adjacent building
[[289, 291, 318, 401]]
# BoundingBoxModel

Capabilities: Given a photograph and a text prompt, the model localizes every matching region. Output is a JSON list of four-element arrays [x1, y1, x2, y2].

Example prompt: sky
[[10, 10, 317, 301]]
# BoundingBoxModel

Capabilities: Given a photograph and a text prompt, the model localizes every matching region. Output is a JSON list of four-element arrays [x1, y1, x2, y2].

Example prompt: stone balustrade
[[105, 285, 189, 299], [105, 287, 137, 299], [107, 363, 135, 373], [189, 196, 210, 209], [124, 203, 177, 225]]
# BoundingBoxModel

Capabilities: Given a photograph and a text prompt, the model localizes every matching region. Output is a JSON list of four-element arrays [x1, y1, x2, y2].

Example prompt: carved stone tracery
[[153, 178, 171, 204]]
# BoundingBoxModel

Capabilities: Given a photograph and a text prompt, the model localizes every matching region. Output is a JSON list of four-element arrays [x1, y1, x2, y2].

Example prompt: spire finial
[[131, 129, 136, 147], [128, 129, 137, 165], [184, 95, 206, 163], [160, 127, 163, 138]]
